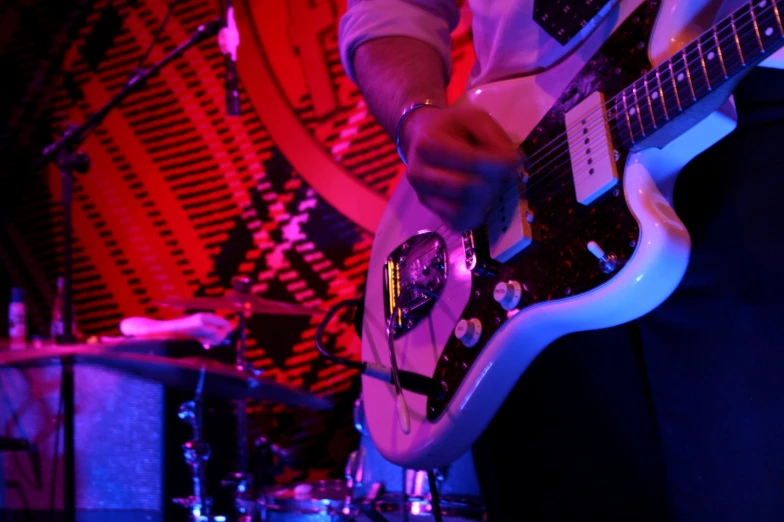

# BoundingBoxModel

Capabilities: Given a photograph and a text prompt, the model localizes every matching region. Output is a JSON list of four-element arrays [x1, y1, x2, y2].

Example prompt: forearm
[[352, 36, 448, 141]]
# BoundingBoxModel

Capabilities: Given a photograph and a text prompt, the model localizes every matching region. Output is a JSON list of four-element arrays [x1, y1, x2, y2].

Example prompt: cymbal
[[157, 294, 323, 316], [78, 352, 332, 410], [0, 342, 110, 367]]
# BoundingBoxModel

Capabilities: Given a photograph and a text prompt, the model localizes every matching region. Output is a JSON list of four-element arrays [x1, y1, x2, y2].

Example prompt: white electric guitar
[[360, 0, 784, 470]]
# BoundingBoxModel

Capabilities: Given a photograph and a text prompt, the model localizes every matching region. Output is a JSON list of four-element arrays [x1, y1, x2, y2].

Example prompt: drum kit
[[0, 277, 486, 522]]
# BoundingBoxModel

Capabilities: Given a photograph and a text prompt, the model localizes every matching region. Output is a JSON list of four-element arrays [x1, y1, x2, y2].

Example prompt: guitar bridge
[[383, 231, 447, 338], [462, 230, 477, 270]]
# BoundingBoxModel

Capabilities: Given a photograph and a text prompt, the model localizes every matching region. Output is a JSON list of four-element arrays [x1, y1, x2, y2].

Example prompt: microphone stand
[[34, 19, 222, 522]]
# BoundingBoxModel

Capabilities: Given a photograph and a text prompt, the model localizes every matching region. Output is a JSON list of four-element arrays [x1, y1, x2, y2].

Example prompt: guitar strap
[[533, 0, 616, 45]]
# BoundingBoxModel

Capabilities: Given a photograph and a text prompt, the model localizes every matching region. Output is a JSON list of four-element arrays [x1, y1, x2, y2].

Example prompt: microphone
[[218, 0, 241, 116]]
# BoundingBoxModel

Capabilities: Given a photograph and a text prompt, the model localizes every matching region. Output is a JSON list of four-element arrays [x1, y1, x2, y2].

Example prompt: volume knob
[[493, 280, 522, 311], [454, 318, 482, 348]]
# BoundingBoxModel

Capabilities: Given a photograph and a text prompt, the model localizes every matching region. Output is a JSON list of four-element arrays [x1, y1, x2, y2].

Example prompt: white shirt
[[337, 0, 619, 89], [337, 0, 770, 91]]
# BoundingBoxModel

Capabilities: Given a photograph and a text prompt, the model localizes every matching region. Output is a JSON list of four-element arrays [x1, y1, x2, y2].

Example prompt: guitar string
[[525, 41, 767, 202], [504, 23, 771, 203], [393, 7, 775, 284], [396, 40, 753, 277], [522, 1, 775, 169], [392, 4, 778, 281]]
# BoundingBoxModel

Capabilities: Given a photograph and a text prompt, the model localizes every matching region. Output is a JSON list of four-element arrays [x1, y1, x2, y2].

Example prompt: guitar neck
[[612, 0, 784, 147]]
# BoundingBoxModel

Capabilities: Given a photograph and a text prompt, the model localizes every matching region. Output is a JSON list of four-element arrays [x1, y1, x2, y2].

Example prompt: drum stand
[[173, 367, 221, 521], [426, 470, 444, 522], [221, 276, 255, 522], [354, 471, 444, 522]]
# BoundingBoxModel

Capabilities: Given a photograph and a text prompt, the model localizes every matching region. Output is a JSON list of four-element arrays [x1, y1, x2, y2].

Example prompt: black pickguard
[[426, 0, 661, 421]]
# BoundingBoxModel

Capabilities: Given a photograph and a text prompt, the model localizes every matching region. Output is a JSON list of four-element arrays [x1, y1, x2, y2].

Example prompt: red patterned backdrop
[[0, 0, 474, 479]]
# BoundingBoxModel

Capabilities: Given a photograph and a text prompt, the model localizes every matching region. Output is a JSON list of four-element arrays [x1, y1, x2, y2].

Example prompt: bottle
[[9, 287, 26, 349]]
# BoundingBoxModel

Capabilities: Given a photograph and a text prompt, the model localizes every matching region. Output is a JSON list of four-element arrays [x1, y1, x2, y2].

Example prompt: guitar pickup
[[486, 182, 533, 263], [565, 91, 619, 205]]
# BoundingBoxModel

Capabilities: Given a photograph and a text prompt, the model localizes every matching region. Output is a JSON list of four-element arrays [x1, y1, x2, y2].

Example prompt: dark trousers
[[472, 67, 784, 522]]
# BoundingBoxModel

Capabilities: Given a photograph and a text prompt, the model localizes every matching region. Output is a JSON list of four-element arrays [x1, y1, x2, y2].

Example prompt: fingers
[[404, 104, 522, 175], [418, 133, 521, 180], [408, 164, 495, 204], [417, 193, 489, 231], [402, 104, 525, 230]]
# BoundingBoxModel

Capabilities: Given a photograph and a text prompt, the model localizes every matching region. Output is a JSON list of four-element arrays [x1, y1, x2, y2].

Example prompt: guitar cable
[[314, 298, 440, 397], [385, 303, 410, 434], [316, 299, 447, 521]]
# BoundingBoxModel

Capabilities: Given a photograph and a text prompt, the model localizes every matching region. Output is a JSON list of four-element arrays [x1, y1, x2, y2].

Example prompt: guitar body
[[361, 0, 745, 470]]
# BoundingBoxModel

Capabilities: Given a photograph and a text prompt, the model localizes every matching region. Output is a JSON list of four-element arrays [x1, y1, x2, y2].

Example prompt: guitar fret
[[712, 26, 728, 78], [637, 81, 654, 133], [696, 39, 712, 90], [654, 69, 669, 120], [653, 60, 681, 119], [750, 6, 765, 50], [667, 60, 684, 112], [621, 91, 635, 144], [682, 49, 698, 100], [611, 97, 631, 147], [715, 18, 744, 76], [752, 0, 784, 53], [730, 13, 746, 66], [608, 0, 784, 150], [774, 0, 784, 34], [734, 4, 763, 62], [643, 76, 659, 126], [629, 89, 644, 143], [631, 85, 647, 135], [696, 30, 726, 91]]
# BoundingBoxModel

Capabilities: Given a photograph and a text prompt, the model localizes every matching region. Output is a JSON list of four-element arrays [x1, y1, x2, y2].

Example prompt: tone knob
[[454, 318, 482, 348], [493, 280, 523, 310]]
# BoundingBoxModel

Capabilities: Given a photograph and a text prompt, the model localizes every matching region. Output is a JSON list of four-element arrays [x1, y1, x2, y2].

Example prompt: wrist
[[395, 100, 442, 166]]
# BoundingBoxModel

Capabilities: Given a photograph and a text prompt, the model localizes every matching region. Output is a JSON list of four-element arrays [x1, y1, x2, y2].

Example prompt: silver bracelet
[[395, 99, 441, 166]]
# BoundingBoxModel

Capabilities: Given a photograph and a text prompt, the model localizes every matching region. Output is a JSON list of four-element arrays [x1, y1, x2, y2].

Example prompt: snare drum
[[257, 479, 354, 522], [257, 398, 485, 522], [256, 480, 479, 522]]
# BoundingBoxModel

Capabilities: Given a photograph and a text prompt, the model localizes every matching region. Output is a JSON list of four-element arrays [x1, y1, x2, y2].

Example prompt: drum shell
[[349, 432, 482, 502], [258, 479, 353, 522], [347, 397, 485, 520]]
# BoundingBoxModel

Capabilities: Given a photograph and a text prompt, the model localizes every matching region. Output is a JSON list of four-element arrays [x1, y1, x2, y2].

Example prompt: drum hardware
[[345, 456, 445, 522], [157, 294, 325, 317], [257, 479, 357, 522], [357, 483, 389, 522], [73, 351, 331, 409], [340, 396, 485, 522], [223, 275, 255, 522], [32, 13, 225, 521], [172, 366, 227, 521], [0, 342, 331, 522], [426, 471, 444, 522], [254, 435, 296, 488]]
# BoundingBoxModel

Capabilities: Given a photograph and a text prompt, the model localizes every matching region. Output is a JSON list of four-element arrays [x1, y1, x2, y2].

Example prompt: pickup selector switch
[[493, 280, 523, 310], [454, 318, 482, 348], [586, 240, 618, 273]]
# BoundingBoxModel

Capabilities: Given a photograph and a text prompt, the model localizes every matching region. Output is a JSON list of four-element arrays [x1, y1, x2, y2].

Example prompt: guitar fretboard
[[612, 0, 784, 147]]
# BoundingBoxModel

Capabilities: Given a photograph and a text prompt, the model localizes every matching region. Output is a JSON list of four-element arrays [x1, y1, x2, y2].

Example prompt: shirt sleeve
[[338, 0, 460, 85]]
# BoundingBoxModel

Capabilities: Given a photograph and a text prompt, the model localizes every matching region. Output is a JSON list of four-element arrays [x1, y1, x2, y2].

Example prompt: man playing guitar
[[339, 1, 784, 520]]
